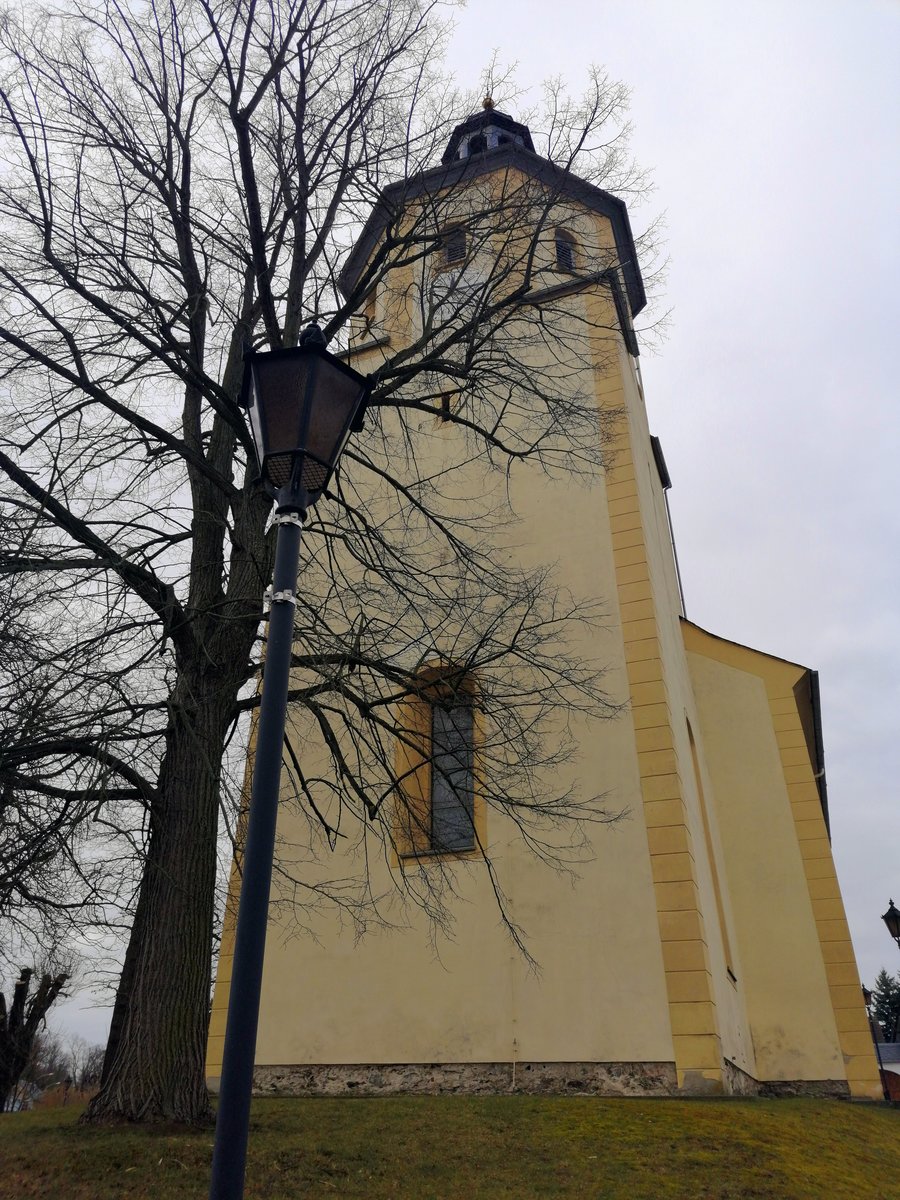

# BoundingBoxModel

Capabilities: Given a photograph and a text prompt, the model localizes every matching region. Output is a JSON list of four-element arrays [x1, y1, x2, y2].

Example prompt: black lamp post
[[862, 985, 891, 1101], [882, 900, 900, 952], [208, 325, 370, 1200]]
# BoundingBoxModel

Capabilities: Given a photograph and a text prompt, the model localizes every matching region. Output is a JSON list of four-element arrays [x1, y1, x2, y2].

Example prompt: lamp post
[[862, 985, 891, 1101], [208, 325, 370, 1200], [882, 900, 900, 953]]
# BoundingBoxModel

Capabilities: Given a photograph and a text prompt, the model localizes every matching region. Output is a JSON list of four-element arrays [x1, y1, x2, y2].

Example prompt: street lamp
[[209, 325, 370, 1200], [883, 900, 900, 952]]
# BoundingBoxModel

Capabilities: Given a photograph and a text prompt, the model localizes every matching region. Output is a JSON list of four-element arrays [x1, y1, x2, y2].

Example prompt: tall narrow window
[[443, 226, 466, 266], [430, 699, 475, 852], [394, 673, 478, 858], [363, 288, 377, 327], [555, 228, 576, 273]]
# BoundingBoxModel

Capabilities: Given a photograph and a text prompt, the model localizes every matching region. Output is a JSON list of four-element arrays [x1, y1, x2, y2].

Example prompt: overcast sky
[[443, 0, 900, 989], [54, 0, 899, 1045]]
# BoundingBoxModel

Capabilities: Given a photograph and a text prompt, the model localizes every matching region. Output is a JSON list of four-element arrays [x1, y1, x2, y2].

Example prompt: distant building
[[877, 1044, 900, 1101], [208, 106, 881, 1099]]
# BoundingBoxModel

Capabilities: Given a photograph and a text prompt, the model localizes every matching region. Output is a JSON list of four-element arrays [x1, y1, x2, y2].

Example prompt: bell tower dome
[[441, 97, 536, 164]]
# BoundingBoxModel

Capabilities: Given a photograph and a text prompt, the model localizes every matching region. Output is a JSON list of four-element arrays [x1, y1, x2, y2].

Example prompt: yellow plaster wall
[[683, 623, 881, 1099], [239, 487, 677, 1070], [208, 159, 876, 1101], [207, 704, 258, 1081], [209, 228, 679, 1081], [589, 329, 761, 1092]]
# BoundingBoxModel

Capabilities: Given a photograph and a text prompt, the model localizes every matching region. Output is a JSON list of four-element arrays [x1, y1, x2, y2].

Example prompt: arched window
[[395, 670, 478, 857], [555, 228, 576, 273]]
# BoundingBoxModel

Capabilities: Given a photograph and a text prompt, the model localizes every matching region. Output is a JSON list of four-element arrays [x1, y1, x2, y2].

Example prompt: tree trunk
[[84, 685, 231, 1124], [98, 867, 150, 1091]]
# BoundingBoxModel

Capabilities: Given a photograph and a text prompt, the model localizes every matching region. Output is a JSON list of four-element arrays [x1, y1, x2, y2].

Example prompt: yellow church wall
[[683, 624, 882, 1099], [209, 248, 682, 1086], [346, 165, 623, 368], [684, 649, 841, 1081], [589, 320, 765, 1092], [207, 705, 259, 1077], [243, 575, 677, 1072], [208, 144, 878, 1101]]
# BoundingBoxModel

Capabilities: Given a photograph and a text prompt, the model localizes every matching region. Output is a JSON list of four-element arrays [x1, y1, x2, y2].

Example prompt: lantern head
[[240, 325, 370, 515]]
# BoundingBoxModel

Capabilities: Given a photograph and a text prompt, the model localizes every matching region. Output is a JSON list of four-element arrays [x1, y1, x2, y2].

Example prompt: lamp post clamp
[[273, 511, 304, 528]]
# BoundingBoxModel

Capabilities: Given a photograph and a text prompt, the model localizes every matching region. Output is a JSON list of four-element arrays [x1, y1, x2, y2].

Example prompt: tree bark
[[83, 452, 272, 1124], [84, 683, 232, 1124]]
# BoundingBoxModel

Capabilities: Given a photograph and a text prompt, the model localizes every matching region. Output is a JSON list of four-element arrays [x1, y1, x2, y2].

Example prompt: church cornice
[[338, 270, 639, 363]]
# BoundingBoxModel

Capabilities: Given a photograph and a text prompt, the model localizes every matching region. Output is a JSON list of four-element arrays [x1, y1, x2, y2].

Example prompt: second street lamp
[[882, 900, 900, 953], [209, 325, 370, 1200]]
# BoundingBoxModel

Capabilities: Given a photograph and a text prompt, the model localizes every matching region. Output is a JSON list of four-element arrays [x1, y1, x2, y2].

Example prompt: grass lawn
[[0, 1095, 897, 1199]]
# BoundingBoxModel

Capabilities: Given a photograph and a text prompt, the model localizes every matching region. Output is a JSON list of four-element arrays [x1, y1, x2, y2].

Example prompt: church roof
[[338, 108, 646, 317], [440, 103, 536, 163]]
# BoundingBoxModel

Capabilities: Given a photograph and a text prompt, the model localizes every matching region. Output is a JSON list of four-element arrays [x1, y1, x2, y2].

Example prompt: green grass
[[0, 1096, 897, 1199]]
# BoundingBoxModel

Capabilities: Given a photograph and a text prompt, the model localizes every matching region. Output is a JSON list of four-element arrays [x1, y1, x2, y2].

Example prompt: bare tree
[[0, 510, 139, 966], [0, 967, 69, 1111], [66, 1034, 105, 1093], [0, 0, 655, 1124], [3, 1027, 69, 1111]]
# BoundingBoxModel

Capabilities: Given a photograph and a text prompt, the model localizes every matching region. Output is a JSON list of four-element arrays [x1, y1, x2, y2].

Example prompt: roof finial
[[482, 95, 495, 111]]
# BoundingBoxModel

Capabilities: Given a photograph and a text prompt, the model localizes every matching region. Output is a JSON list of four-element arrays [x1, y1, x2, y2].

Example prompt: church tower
[[208, 107, 881, 1099]]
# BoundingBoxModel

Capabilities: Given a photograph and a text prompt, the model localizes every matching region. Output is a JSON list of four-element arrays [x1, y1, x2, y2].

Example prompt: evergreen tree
[[870, 968, 900, 1041]]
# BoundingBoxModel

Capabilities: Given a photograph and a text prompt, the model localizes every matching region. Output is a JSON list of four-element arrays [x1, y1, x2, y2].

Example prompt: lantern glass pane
[[245, 381, 266, 472], [253, 355, 315, 487], [305, 362, 366, 470]]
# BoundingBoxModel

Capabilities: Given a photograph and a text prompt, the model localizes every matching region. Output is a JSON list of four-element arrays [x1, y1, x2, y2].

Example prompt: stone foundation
[[248, 1060, 679, 1097], [759, 1078, 851, 1099], [208, 1060, 853, 1100], [723, 1058, 762, 1097]]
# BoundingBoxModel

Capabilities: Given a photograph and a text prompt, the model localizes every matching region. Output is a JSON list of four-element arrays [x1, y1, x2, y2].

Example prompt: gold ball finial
[[482, 95, 495, 111]]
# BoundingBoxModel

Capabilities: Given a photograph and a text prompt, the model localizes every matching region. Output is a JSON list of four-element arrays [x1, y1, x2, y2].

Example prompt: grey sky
[[53, 0, 899, 1047], [444, 0, 900, 988]]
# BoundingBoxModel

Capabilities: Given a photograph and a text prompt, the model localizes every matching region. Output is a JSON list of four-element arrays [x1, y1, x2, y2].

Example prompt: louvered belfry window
[[443, 226, 466, 266], [555, 229, 576, 273], [430, 699, 475, 852]]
